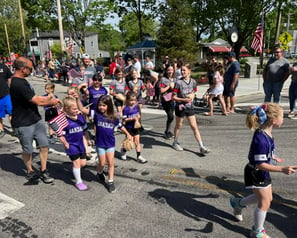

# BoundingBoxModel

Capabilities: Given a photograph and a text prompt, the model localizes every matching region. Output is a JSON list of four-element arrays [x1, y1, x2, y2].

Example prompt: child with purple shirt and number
[[58, 96, 91, 191], [120, 91, 147, 164], [92, 95, 132, 193]]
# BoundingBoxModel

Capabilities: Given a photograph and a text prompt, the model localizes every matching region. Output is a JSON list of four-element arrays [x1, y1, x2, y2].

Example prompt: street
[[0, 77, 297, 238]]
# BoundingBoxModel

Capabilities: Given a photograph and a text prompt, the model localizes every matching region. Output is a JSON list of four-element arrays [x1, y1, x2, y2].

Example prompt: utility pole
[[18, 0, 26, 53], [57, 0, 65, 52], [275, 1, 282, 45]]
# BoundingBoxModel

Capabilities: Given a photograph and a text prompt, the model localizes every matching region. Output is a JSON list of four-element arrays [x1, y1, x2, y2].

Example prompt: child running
[[120, 91, 147, 164], [92, 95, 132, 193], [58, 96, 91, 191], [172, 63, 210, 154], [230, 103, 297, 238]]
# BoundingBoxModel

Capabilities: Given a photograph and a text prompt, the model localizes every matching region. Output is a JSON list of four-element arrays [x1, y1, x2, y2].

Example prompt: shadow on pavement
[[148, 188, 249, 236]]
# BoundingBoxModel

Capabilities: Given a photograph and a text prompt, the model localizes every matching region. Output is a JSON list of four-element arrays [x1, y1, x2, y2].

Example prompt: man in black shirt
[[10, 57, 59, 183]]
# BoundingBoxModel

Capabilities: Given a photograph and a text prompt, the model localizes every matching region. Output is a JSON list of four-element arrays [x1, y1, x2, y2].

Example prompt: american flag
[[49, 112, 68, 137], [251, 14, 264, 54]]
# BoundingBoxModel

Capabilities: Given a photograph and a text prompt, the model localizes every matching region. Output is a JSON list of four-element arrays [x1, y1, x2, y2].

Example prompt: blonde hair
[[246, 103, 282, 130], [62, 96, 77, 112], [67, 86, 80, 96]]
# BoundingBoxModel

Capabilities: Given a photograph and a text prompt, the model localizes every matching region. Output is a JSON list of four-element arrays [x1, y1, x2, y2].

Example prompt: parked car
[[291, 52, 297, 58]]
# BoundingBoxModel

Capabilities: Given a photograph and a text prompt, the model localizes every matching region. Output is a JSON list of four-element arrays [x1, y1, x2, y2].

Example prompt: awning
[[209, 46, 230, 52], [209, 46, 248, 53]]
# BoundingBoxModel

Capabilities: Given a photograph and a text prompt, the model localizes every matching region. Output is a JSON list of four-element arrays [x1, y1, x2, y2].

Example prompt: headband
[[250, 105, 267, 125]]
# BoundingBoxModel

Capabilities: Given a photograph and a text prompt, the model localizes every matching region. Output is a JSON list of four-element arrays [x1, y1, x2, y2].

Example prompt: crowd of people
[[1, 48, 297, 237]]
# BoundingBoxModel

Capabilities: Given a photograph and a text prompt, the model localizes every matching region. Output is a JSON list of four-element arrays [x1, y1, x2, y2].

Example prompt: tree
[[112, 0, 158, 42], [156, 0, 197, 62], [119, 12, 157, 47], [21, 0, 114, 53], [0, 0, 30, 56]]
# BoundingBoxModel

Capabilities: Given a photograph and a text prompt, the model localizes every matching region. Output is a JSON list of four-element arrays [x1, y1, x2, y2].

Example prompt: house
[[28, 30, 109, 61], [198, 38, 248, 63]]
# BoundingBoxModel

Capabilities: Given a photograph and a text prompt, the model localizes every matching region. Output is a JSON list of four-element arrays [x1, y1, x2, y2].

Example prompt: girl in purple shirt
[[59, 96, 91, 191], [230, 103, 297, 238], [92, 95, 131, 193]]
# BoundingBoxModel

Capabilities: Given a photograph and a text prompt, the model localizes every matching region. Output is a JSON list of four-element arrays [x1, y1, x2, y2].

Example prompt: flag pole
[[260, 12, 265, 69], [4, 24, 11, 56]]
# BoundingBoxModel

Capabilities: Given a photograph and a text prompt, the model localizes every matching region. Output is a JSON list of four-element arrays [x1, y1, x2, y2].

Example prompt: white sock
[[254, 207, 267, 231], [240, 194, 258, 207], [198, 141, 204, 148], [73, 167, 82, 184]]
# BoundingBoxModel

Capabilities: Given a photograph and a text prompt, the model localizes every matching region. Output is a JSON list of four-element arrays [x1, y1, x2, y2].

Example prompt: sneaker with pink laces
[[250, 226, 270, 238], [75, 182, 88, 191]]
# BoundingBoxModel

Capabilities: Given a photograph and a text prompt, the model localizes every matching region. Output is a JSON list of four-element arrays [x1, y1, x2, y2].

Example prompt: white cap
[[82, 53, 90, 59]]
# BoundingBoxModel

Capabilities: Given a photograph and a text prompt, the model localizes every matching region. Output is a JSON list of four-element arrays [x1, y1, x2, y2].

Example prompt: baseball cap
[[127, 58, 132, 61], [82, 53, 90, 59], [228, 51, 236, 58]]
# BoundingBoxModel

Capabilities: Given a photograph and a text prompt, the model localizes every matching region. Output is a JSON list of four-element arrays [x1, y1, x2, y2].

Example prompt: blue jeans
[[289, 81, 297, 111], [263, 81, 284, 103]]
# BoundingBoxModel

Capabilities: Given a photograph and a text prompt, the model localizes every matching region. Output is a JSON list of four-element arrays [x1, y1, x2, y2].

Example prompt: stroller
[[194, 88, 219, 108]]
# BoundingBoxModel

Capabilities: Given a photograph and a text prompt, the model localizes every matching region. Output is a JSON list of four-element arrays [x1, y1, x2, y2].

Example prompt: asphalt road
[[0, 77, 297, 238]]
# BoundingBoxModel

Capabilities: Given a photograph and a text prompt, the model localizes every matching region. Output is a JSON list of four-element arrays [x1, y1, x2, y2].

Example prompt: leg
[[207, 95, 214, 115], [217, 94, 228, 114], [229, 95, 236, 113], [39, 146, 49, 172], [173, 116, 184, 140], [224, 95, 230, 112], [105, 151, 115, 181], [263, 81, 273, 102], [187, 115, 202, 143], [289, 83, 295, 112], [23, 153, 34, 173], [272, 81, 284, 103]]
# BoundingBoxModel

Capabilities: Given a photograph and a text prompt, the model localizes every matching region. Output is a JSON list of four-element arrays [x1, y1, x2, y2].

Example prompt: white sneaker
[[172, 141, 183, 151], [288, 111, 295, 118], [230, 196, 245, 222], [120, 148, 127, 160], [137, 155, 147, 164]]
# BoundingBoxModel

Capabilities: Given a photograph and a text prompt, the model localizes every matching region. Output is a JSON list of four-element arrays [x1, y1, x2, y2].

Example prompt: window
[[91, 41, 94, 47], [30, 41, 38, 46]]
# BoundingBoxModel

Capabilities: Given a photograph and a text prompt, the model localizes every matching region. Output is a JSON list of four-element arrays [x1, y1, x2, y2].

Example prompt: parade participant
[[120, 91, 147, 164], [10, 57, 59, 183], [0, 61, 13, 138], [159, 64, 176, 139], [92, 95, 132, 193], [172, 63, 210, 155], [223, 51, 240, 113], [58, 96, 91, 191], [43, 83, 59, 143], [230, 103, 297, 238], [109, 68, 126, 117], [263, 47, 290, 103]]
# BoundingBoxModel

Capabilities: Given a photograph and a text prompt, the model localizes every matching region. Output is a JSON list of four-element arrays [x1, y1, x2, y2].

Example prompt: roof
[[127, 39, 156, 50], [32, 31, 97, 39], [209, 46, 248, 53]]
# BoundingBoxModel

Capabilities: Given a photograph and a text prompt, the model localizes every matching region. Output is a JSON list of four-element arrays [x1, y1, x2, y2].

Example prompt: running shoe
[[230, 196, 245, 222]]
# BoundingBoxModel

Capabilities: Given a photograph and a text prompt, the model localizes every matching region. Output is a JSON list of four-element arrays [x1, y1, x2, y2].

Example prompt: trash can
[[244, 63, 257, 78]]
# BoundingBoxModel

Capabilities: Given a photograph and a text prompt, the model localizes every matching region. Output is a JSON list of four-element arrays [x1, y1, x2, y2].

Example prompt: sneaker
[[107, 182, 116, 193], [200, 147, 211, 154], [164, 131, 174, 140], [26, 170, 40, 181], [250, 226, 270, 238], [40, 169, 54, 184], [172, 141, 183, 151], [0, 129, 5, 138], [120, 148, 127, 160], [288, 111, 295, 118], [75, 182, 88, 191], [290, 115, 297, 120], [97, 172, 105, 182], [137, 155, 148, 164], [230, 196, 245, 222]]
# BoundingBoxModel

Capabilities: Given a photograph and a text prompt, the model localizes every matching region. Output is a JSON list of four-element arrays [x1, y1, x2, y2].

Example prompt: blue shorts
[[14, 120, 48, 154], [0, 94, 12, 118], [96, 147, 115, 156]]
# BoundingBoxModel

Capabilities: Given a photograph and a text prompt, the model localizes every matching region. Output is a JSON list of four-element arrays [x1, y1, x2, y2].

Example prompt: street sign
[[279, 31, 293, 45]]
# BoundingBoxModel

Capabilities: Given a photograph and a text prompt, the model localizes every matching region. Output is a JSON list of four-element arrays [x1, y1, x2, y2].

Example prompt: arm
[[30, 94, 60, 107], [256, 163, 297, 175], [58, 136, 69, 150], [120, 126, 133, 141]]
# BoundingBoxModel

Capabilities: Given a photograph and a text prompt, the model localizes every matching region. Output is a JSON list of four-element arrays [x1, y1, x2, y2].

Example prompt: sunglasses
[[93, 79, 102, 82], [275, 51, 282, 53], [25, 66, 33, 72]]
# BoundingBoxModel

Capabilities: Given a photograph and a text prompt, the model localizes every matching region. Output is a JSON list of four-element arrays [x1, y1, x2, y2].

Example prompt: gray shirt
[[265, 57, 289, 83]]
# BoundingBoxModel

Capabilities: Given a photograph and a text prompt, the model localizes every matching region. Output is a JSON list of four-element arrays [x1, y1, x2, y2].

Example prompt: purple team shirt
[[88, 86, 108, 111], [122, 104, 140, 129], [62, 114, 87, 156]]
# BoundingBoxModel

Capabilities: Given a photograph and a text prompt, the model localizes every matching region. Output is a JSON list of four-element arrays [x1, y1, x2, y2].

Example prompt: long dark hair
[[96, 95, 116, 120]]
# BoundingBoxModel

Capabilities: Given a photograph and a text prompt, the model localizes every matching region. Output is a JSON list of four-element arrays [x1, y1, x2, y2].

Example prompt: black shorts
[[223, 82, 238, 97], [69, 153, 87, 161], [113, 98, 124, 107], [126, 127, 140, 136], [175, 104, 195, 118], [244, 164, 271, 188]]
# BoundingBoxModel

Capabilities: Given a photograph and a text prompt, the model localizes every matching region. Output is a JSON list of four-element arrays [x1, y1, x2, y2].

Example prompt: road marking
[[0, 192, 24, 219]]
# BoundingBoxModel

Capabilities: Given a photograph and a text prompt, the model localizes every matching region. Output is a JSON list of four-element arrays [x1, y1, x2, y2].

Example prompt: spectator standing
[[223, 51, 240, 113], [10, 57, 59, 183], [82, 53, 96, 86], [94, 58, 105, 78], [124, 58, 135, 85], [109, 58, 117, 80], [0, 61, 13, 138], [263, 47, 290, 103], [133, 56, 142, 77], [288, 62, 297, 118]]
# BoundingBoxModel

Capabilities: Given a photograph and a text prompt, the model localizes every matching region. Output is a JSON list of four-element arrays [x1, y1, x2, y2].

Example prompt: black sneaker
[[107, 182, 116, 193], [40, 169, 54, 184], [164, 131, 174, 140], [26, 170, 40, 181], [97, 172, 105, 182], [0, 130, 5, 138]]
